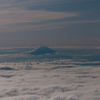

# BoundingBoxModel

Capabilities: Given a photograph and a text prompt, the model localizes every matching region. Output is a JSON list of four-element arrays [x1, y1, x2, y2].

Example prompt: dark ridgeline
[[30, 46, 56, 55]]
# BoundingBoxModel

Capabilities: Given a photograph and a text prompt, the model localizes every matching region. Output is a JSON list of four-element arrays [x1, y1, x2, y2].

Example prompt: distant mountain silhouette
[[30, 46, 56, 55]]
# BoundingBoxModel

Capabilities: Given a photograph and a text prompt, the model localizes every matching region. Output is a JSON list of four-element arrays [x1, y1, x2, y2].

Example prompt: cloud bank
[[0, 59, 100, 100]]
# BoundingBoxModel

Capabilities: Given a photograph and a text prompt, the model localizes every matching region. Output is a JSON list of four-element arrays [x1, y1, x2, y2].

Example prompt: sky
[[0, 0, 100, 47]]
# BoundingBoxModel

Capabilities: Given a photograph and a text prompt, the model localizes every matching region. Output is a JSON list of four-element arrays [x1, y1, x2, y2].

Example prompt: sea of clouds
[[0, 47, 100, 100], [0, 58, 100, 100]]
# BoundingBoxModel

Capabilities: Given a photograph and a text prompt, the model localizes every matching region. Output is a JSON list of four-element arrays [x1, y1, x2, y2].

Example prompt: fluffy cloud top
[[0, 59, 100, 100]]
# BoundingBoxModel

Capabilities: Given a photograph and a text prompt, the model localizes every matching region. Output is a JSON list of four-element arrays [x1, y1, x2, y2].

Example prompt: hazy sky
[[0, 0, 100, 46]]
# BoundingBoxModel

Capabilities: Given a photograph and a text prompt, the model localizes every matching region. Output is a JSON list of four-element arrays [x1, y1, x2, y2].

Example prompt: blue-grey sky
[[0, 0, 100, 46]]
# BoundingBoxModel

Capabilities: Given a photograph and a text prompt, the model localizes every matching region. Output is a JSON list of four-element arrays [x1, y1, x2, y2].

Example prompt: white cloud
[[0, 59, 100, 99]]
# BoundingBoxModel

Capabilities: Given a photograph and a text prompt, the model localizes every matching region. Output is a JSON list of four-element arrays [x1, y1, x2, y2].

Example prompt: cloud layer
[[0, 47, 100, 99], [0, 59, 100, 100]]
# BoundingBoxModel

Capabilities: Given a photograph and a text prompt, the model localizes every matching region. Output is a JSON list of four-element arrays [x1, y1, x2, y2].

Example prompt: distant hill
[[30, 46, 56, 55]]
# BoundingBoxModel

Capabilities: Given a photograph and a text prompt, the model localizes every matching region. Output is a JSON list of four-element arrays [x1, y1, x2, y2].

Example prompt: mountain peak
[[30, 46, 56, 55]]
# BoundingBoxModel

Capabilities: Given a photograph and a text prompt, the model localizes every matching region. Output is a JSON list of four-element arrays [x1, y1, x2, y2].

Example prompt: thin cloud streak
[[0, 19, 100, 33], [0, 0, 95, 7], [0, 0, 99, 33], [0, 0, 99, 47], [0, 8, 79, 33], [0, 9, 79, 26]]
